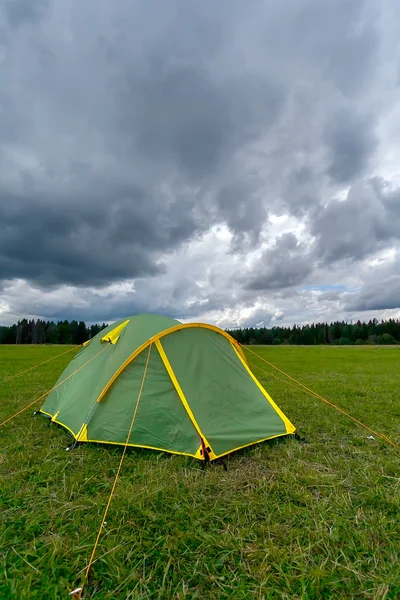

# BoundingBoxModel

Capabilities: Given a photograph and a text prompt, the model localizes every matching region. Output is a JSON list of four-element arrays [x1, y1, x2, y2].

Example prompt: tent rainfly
[[40, 314, 295, 460]]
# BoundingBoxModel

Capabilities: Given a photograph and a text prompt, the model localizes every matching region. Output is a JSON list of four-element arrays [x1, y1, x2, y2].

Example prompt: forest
[[0, 319, 107, 345], [0, 317, 399, 345], [227, 318, 400, 345]]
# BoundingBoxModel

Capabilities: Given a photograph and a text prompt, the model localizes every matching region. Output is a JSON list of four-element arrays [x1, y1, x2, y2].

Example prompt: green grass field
[[1, 345, 399, 599]]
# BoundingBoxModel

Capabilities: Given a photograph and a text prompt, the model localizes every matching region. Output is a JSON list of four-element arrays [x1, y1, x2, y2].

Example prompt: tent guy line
[[73, 343, 153, 600], [0, 344, 110, 428], [249, 361, 397, 447], [2, 345, 78, 383], [242, 345, 398, 448]]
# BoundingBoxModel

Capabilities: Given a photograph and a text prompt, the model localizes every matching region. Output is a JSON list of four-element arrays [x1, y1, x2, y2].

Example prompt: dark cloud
[[0, 0, 399, 326], [120, 66, 232, 178], [244, 233, 314, 291], [117, 65, 284, 181], [345, 275, 400, 311], [1, 0, 47, 29], [312, 180, 400, 265], [305, 0, 378, 96], [0, 0, 289, 288], [0, 183, 201, 286], [216, 181, 269, 245], [324, 109, 377, 183]]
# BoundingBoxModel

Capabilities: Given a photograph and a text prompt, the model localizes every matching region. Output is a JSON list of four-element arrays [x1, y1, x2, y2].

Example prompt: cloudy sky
[[1, 0, 400, 329]]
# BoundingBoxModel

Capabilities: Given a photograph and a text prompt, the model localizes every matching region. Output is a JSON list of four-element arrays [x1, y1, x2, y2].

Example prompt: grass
[[0, 344, 399, 599]]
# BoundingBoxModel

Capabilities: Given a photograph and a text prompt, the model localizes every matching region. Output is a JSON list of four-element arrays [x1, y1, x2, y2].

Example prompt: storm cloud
[[1, 0, 400, 327], [312, 179, 400, 265], [244, 233, 314, 291]]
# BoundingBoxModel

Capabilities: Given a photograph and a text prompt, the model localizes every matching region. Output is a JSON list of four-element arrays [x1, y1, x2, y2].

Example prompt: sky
[[1, 0, 400, 329]]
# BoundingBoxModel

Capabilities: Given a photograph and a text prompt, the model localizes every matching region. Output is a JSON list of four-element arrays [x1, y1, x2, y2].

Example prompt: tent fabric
[[40, 314, 295, 460]]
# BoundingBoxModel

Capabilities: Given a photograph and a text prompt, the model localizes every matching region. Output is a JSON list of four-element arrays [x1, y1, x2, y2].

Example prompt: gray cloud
[[312, 180, 400, 265], [118, 65, 284, 181], [0, 185, 191, 286], [318, 290, 345, 303], [244, 233, 314, 291], [2, 0, 47, 29], [0, 0, 400, 326], [324, 109, 377, 183], [345, 273, 400, 312]]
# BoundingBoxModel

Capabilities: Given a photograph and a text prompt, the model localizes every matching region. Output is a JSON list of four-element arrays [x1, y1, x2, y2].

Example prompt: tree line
[[0, 317, 399, 346], [0, 319, 108, 345], [227, 318, 400, 345]]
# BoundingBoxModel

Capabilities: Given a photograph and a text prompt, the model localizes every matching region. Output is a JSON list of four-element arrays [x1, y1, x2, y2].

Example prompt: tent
[[40, 314, 295, 460]]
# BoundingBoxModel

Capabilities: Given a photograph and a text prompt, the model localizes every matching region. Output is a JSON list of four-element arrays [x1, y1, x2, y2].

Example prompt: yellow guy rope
[[0, 345, 110, 428], [72, 343, 152, 600], [242, 345, 398, 449], [2, 345, 78, 383]]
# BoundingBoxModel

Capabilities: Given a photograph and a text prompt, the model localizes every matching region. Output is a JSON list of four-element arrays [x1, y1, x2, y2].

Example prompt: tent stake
[[294, 433, 309, 444], [66, 440, 80, 452]]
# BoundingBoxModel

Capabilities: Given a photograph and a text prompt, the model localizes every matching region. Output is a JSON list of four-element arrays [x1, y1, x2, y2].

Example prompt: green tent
[[40, 314, 295, 460]]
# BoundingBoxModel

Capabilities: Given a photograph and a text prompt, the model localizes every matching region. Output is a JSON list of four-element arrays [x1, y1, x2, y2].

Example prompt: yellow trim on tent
[[231, 343, 296, 435], [155, 339, 215, 460], [212, 431, 292, 460], [194, 445, 204, 460], [41, 408, 201, 457], [82, 339, 91, 347], [52, 418, 77, 439], [96, 322, 246, 404], [40, 409, 79, 440], [79, 438, 200, 459], [101, 319, 130, 345], [40, 409, 53, 418], [77, 424, 88, 442], [41, 409, 289, 460]]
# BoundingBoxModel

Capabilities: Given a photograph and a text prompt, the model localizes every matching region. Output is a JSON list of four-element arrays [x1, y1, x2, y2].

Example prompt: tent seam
[[155, 339, 215, 460], [95, 323, 247, 404]]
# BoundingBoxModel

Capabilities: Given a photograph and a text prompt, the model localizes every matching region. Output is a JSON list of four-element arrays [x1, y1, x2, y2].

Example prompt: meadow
[[0, 344, 399, 599]]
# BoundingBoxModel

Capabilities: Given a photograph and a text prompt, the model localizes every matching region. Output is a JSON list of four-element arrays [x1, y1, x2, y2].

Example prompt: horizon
[[1, 313, 399, 332]]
